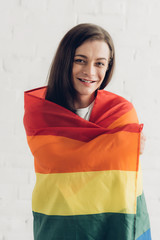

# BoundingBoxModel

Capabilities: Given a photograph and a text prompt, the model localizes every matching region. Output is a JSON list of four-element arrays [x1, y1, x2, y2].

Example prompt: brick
[[28, 170, 36, 185], [125, 1, 150, 34], [0, 199, 31, 217], [101, 0, 126, 15], [149, 216, 160, 240], [0, 168, 28, 185], [142, 169, 160, 186], [78, 14, 126, 32], [0, 184, 18, 201], [18, 184, 33, 200], [0, 216, 33, 239], [20, 0, 46, 10], [75, 0, 101, 14], [150, 65, 160, 81], [0, 152, 33, 169]]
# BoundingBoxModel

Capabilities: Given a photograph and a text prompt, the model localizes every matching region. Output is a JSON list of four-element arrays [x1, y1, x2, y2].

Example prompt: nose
[[82, 63, 96, 77]]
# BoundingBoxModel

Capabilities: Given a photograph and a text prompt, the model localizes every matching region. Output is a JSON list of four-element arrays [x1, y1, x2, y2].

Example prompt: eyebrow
[[74, 54, 107, 61]]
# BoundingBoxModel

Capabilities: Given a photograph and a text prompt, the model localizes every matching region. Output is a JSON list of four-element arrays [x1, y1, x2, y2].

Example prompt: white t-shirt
[[76, 101, 94, 121]]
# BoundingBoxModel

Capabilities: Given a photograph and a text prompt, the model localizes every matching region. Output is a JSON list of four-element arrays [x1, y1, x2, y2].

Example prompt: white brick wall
[[0, 0, 159, 239]]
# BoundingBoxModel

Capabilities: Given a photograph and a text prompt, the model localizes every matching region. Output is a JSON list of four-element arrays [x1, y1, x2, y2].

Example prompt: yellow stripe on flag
[[32, 170, 142, 216]]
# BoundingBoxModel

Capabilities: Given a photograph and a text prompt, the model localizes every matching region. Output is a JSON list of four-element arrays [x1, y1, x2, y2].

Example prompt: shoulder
[[97, 90, 133, 109], [90, 90, 139, 127]]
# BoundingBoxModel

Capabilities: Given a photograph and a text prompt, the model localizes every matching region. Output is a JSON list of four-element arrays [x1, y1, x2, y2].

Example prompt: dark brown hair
[[45, 23, 115, 112]]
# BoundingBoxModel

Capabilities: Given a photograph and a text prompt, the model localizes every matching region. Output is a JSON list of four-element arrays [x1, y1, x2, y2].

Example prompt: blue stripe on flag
[[137, 229, 151, 240]]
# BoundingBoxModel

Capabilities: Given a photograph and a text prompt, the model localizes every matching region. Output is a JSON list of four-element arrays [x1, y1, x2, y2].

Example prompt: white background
[[0, 0, 160, 239]]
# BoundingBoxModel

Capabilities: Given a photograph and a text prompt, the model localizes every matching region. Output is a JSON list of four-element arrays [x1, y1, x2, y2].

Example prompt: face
[[72, 40, 110, 107]]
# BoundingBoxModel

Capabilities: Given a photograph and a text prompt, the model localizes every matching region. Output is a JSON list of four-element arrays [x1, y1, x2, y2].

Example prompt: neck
[[74, 93, 95, 109]]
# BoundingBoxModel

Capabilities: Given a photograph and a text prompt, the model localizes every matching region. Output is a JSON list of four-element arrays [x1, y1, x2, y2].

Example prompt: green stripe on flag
[[33, 193, 150, 240]]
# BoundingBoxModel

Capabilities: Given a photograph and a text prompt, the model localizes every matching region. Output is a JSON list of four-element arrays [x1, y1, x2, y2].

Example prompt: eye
[[96, 62, 105, 67], [74, 59, 86, 64]]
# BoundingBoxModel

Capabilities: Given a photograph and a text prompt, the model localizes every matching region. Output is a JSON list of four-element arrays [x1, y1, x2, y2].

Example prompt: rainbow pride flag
[[23, 87, 151, 240]]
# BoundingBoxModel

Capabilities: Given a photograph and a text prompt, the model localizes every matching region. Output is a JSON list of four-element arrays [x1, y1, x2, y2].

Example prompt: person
[[23, 23, 151, 240]]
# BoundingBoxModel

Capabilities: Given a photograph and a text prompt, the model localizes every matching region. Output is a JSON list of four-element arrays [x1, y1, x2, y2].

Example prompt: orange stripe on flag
[[27, 131, 140, 174], [107, 108, 139, 130]]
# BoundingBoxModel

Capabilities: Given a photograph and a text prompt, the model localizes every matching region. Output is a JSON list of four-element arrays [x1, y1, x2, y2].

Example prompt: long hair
[[45, 23, 115, 112]]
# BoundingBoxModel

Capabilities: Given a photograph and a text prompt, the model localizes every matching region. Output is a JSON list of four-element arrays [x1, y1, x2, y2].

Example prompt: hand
[[140, 131, 146, 155]]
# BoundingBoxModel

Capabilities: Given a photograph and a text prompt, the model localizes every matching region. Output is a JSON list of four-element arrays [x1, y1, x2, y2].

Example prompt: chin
[[80, 90, 95, 96]]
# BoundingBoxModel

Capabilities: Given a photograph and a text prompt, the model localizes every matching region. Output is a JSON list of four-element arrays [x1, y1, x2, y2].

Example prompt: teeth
[[79, 78, 94, 83]]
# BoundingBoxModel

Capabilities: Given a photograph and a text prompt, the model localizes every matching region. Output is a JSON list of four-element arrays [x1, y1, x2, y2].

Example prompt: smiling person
[[72, 40, 110, 109], [23, 24, 151, 240]]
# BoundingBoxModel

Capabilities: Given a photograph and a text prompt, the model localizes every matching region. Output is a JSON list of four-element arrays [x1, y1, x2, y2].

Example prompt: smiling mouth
[[78, 78, 96, 83]]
